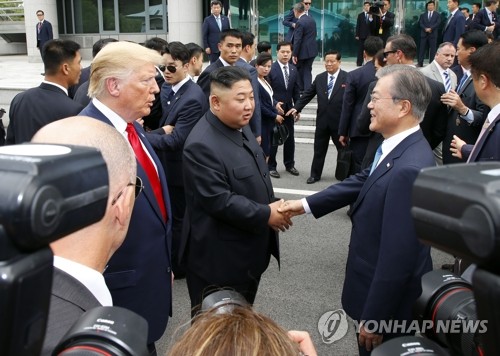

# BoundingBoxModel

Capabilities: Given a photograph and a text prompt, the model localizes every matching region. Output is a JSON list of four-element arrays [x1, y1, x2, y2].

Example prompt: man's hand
[[136, 118, 144, 127], [286, 108, 300, 122], [162, 124, 174, 134], [339, 135, 349, 147], [358, 324, 383, 352], [268, 199, 293, 232], [278, 199, 305, 217], [292, 56, 298, 65], [441, 90, 467, 112], [450, 134, 466, 159], [205, 47, 211, 55], [276, 102, 285, 115], [256, 135, 262, 145], [276, 115, 285, 124], [288, 330, 318, 356]]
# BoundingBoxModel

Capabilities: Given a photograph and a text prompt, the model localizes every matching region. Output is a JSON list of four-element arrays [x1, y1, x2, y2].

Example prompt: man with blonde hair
[[81, 41, 173, 353], [32, 116, 138, 355]]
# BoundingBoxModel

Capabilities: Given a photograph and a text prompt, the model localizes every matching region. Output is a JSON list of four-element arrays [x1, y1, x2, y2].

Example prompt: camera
[[0, 144, 148, 356], [369, 1, 385, 16], [374, 162, 500, 355]]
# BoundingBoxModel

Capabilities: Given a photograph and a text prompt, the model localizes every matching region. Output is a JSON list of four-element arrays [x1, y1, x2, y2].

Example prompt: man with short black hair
[[185, 42, 205, 80], [443, 0, 466, 47], [202, 0, 231, 63], [417, 1, 441, 67], [355, 2, 373, 66], [7, 39, 82, 144], [472, 0, 499, 38], [370, 0, 395, 45], [36, 10, 53, 60]]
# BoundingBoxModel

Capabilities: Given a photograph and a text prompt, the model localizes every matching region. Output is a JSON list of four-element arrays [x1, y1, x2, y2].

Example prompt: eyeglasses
[[158, 65, 177, 73], [111, 176, 144, 206], [369, 94, 401, 104], [383, 50, 397, 58]]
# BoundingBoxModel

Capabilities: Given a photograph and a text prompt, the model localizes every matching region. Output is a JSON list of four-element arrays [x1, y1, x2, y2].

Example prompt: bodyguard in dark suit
[[79, 42, 173, 348], [281, 66, 434, 354], [202, 0, 231, 63], [451, 42, 500, 162], [291, 2, 318, 92], [181, 67, 290, 314], [418, 1, 441, 67], [355, 2, 373, 66], [471, 1, 500, 38], [145, 42, 208, 278], [441, 30, 489, 164], [288, 51, 347, 184], [283, 7, 298, 41], [36, 10, 53, 59], [7, 39, 82, 145], [339, 36, 383, 173], [267, 41, 301, 178], [32, 117, 138, 356], [370, 0, 395, 45], [442, 0, 466, 47]]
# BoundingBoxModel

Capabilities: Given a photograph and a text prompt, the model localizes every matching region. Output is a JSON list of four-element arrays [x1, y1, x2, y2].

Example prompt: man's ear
[[106, 77, 121, 97], [113, 187, 134, 228], [210, 93, 221, 111]]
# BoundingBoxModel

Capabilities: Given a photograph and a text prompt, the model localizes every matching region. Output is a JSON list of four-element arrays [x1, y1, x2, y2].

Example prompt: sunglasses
[[158, 64, 177, 73], [111, 176, 144, 206], [383, 50, 397, 58], [304, 2, 311, 4]]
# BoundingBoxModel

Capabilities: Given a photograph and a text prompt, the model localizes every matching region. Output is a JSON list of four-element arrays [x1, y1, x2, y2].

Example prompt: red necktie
[[126, 123, 167, 220]]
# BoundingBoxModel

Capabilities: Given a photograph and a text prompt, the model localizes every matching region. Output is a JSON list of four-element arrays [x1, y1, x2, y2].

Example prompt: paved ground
[[0, 54, 452, 355]]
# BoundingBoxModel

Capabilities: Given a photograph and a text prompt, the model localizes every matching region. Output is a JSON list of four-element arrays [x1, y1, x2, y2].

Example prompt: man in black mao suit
[[370, 0, 395, 45], [442, 0, 466, 47], [36, 10, 53, 59], [281, 66, 434, 355], [472, 0, 500, 38], [145, 42, 208, 278], [202, 0, 231, 63], [451, 42, 500, 162], [79, 42, 173, 350], [355, 2, 373, 66], [292, 2, 318, 92], [288, 51, 347, 184], [32, 117, 137, 355], [441, 30, 489, 164], [7, 39, 82, 145], [418, 1, 441, 67], [339, 36, 383, 173], [181, 67, 291, 314], [267, 41, 301, 178]]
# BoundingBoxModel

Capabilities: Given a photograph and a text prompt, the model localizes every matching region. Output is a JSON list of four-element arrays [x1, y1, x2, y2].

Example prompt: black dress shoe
[[306, 177, 319, 184], [269, 170, 280, 178], [286, 167, 299, 176]]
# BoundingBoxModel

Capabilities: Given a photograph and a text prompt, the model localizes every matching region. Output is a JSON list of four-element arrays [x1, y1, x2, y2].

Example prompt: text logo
[[317, 309, 349, 344]]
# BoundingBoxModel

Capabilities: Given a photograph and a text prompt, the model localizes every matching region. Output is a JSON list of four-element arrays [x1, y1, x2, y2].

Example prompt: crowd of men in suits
[[3, 1, 500, 355]]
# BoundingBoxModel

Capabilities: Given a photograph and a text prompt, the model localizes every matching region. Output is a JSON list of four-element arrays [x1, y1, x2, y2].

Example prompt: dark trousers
[[186, 271, 261, 318], [209, 51, 220, 64], [168, 184, 186, 277], [418, 35, 437, 66], [350, 136, 370, 174], [356, 38, 366, 66], [296, 56, 315, 92], [268, 115, 295, 170], [310, 126, 341, 179]]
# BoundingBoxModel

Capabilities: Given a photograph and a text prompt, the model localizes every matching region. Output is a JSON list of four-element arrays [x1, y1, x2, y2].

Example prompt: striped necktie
[[283, 65, 289, 89], [443, 71, 451, 92], [327, 75, 334, 98]]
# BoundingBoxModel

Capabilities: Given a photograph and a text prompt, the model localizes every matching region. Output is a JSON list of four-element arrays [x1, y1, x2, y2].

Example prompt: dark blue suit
[[355, 11, 372, 66], [36, 20, 53, 57], [294, 70, 347, 180], [442, 10, 466, 47], [370, 12, 395, 44], [257, 80, 278, 157], [306, 130, 434, 344], [464, 112, 500, 162], [283, 8, 297, 41], [472, 8, 500, 38], [292, 13, 318, 92], [418, 11, 441, 66], [267, 60, 300, 171], [146, 80, 207, 276], [7, 83, 83, 144], [202, 14, 230, 63], [338, 61, 376, 173], [79, 102, 173, 344]]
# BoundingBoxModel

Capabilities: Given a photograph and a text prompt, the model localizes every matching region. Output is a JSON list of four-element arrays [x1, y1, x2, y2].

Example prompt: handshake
[[267, 199, 307, 232]]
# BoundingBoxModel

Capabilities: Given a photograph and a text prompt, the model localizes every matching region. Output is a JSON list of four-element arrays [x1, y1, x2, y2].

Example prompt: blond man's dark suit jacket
[[41, 268, 101, 355]]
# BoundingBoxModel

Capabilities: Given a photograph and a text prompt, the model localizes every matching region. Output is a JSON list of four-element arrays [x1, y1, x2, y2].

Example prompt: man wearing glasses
[[79, 41, 173, 355], [36, 10, 53, 60], [280, 66, 434, 355], [32, 116, 139, 355]]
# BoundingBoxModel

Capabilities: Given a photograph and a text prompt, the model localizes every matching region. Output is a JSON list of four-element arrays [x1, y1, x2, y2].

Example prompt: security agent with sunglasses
[[146, 42, 208, 279], [280, 66, 434, 355], [30, 116, 139, 355]]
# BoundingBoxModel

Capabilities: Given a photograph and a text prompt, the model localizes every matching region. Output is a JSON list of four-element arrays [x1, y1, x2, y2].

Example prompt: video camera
[[373, 163, 500, 355], [0, 144, 148, 356], [369, 1, 385, 16]]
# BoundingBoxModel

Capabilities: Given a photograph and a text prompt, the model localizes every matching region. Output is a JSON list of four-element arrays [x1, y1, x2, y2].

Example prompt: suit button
[[167, 267, 171, 273], [263, 173, 267, 178]]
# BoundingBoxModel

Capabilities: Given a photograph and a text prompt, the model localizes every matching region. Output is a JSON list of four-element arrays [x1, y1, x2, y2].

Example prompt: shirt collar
[[53, 256, 113, 306], [487, 103, 500, 123], [92, 98, 127, 137], [171, 76, 190, 93], [380, 126, 420, 162], [219, 57, 231, 67], [433, 60, 447, 75], [42, 80, 68, 96]]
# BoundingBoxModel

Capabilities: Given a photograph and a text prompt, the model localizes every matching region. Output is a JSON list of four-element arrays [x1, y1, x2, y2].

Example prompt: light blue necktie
[[216, 16, 222, 30], [457, 73, 469, 92], [369, 145, 383, 175]]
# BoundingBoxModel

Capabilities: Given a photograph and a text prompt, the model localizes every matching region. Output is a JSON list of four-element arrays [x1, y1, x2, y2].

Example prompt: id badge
[[379, 28, 383, 35]]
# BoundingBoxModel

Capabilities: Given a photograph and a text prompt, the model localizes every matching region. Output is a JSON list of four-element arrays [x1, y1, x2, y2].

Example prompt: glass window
[[102, 0, 116, 31], [74, 0, 99, 33], [149, 0, 164, 31], [64, 0, 74, 34], [119, 0, 145, 33]]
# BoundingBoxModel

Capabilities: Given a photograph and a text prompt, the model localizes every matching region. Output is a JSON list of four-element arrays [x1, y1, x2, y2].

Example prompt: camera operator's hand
[[358, 324, 383, 352], [288, 330, 317, 356]]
